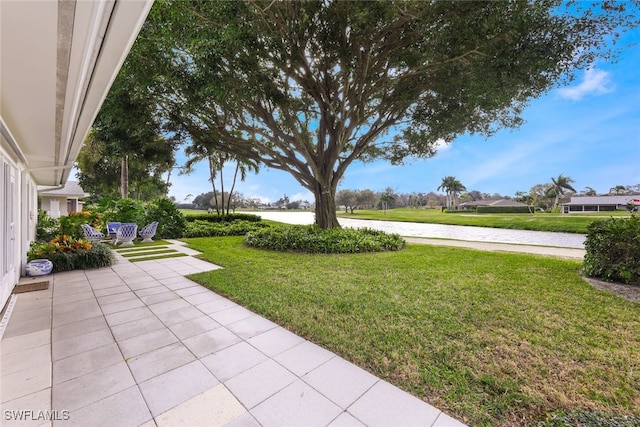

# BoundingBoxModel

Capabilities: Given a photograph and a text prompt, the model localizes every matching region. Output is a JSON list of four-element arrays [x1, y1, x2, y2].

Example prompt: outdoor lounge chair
[[114, 223, 138, 247], [81, 224, 105, 243], [106, 222, 121, 241], [139, 221, 159, 243]]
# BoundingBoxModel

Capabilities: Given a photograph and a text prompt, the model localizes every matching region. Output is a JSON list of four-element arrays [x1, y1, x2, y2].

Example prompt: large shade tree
[[128, 0, 638, 228]]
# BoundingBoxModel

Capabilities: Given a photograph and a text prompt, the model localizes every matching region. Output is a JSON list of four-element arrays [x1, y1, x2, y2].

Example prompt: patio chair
[[114, 223, 138, 247], [106, 222, 121, 241], [139, 221, 159, 243], [81, 224, 105, 243]]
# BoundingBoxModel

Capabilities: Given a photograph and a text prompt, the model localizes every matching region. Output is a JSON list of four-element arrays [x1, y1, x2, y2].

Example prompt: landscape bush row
[[243, 225, 406, 253], [183, 220, 269, 238], [184, 213, 262, 223]]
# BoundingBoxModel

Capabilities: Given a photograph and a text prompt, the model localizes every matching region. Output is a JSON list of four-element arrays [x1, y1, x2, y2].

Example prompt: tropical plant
[[546, 174, 577, 209], [438, 176, 466, 210]]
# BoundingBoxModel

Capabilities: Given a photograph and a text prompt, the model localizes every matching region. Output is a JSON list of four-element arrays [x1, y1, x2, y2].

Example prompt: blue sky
[[168, 31, 640, 204]]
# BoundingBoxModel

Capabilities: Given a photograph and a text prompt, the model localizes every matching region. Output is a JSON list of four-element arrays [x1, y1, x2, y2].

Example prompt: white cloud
[[557, 68, 613, 101]]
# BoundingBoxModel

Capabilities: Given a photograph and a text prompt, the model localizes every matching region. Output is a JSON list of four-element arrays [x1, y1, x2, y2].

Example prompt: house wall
[[39, 196, 70, 218], [0, 143, 37, 311]]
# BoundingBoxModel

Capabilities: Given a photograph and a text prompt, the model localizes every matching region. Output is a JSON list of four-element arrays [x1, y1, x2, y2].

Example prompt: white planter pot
[[26, 259, 53, 276]]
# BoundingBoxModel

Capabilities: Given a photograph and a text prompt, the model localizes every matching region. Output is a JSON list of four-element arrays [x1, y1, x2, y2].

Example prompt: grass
[[110, 240, 187, 262], [184, 236, 640, 426], [337, 208, 630, 233]]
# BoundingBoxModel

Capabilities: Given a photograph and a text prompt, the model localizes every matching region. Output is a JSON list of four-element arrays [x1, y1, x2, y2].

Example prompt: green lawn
[[184, 236, 639, 426], [337, 208, 630, 233]]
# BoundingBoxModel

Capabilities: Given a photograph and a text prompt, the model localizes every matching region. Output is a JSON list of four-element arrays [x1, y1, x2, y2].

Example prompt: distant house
[[561, 195, 639, 213], [38, 181, 90, 218], [458, 199, 528, 211]]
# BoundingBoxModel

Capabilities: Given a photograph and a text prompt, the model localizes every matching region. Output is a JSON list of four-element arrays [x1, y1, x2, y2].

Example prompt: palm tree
[[437, 176, 466, 210], [547, 174, 576, 209]]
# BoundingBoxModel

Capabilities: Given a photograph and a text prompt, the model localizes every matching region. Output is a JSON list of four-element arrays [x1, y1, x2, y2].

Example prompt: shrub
[[36, 209, 59, 242], [583, 214, 640, 284], [184, 213, 262, 223], [476, 206, 532, 214], [97, 197, 145, 224], [27, 235, 114, 272], [244, 225, 406, 253], [59, 211, 101, 238], [143, 198, 187, 238], [184, 220, 269, 238]]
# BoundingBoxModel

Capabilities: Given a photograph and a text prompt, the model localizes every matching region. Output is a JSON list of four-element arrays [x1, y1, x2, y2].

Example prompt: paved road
[[255, 211, 586, 260]]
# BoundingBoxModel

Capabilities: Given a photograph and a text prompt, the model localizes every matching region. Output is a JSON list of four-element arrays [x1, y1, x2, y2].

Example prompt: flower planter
[[26, 259, 53, 276]]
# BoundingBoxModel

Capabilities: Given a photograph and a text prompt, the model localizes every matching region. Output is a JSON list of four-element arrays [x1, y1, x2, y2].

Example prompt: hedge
[[476, 206, 532, 214], [184, 213, 262, 223]]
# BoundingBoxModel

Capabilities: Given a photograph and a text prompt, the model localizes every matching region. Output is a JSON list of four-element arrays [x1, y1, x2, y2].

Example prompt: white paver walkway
[[1, 250, 465, 426]]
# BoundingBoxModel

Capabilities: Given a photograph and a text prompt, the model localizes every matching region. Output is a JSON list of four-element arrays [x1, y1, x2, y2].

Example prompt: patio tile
[[3, 311, 51, 339], [139, 290, 180, 306], [347, 380, 441, 427], [247, 327, 305, 357], [167, 316, 221, 340], [104, 306, 153, 327], [96, 291, 138, 306], [158, 276, 197, 290], [174, 285, 209, 298], [138, 361, 219, 417], [225, 412, 261, 427], [182, 291, 222, 306], [52, 342, 123, 385], [89, 279, 126, 291], [53, 361, 135, 412], [0, 329, 50, 355], [117, 328, 178, 359], [53, 386, 151, 427], [1, 343, 50, 377], [52, 328, 114, 361], [201, 342, 267, 382], [51, 316, 107, 343], [52, 304, 102, 328], [54, 283, 92, 297], [432, 412, 467, 427], [0, 388, 51, 427], [225, 359, 297, 409], [209, 306, 255, 326], [155, 306, 203, 326], [197, 298, 239, 315], [99, 298, 145, 315], [109, 315, 165, 341], [274, 340, 336, 377], [126, 279, 162, 291], [1, 361, 51, 403], [147, 298, 190, 315], [327, 412, 367, 427], [52, 298, 98, 315], [93, 284, 130, 297], [154, 384, 245, 427], [303, 357, 378, 409], [52, 290, 95, 305], [182, 327, 241, 358], [226, 314, 278, 340], [127, 342, 196, 383], [134, 285, 170, 298], [251, 380, 342, 427]]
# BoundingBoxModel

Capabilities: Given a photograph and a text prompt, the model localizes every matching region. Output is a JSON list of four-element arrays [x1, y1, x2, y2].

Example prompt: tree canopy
[[125, 0, 639, 228]]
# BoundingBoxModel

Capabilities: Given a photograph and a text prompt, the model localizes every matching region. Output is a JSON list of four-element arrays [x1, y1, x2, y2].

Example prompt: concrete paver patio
[[1, 250, 465, 427]]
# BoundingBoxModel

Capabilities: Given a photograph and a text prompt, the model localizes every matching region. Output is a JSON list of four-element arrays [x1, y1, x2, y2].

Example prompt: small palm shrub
[[184, 220, 269, 238], [244, 225, 406, 253], [28, 235, 114, 272], [583, 214, 640, 284]]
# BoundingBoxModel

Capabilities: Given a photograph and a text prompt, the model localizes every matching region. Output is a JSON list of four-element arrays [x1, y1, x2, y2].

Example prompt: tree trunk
[[120, 155, 129, 198], [313, 182, 340, 229], [227, 163, 240, 216]]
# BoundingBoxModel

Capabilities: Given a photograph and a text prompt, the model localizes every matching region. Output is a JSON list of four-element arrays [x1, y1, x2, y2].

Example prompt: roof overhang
[[0, 0, 153, 185]]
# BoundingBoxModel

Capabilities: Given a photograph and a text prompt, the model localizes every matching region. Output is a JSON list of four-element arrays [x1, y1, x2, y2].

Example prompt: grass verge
[[337, 208, 630, 233], [184, 236, 640, 426]]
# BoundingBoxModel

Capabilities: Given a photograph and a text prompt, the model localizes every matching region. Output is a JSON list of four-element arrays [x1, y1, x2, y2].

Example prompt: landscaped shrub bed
[[183, 220, 270, 238], [244, 225, 406, 253], [28, 235, 114, 272], [583, 214, 640, 284], [184, 213, 262, 223], [476, 206, 532, 214]]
